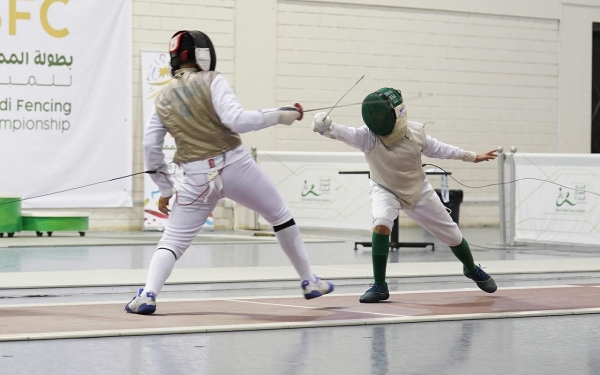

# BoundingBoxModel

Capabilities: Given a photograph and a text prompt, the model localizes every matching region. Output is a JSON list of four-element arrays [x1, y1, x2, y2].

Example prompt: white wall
[[83, 0, 600, 230], [274, 0, 559, 226]]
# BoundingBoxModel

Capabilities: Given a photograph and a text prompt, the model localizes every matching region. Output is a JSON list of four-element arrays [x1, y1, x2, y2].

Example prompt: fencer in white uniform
[[126, 30, 334, 314], [312, 87, 498, 303]]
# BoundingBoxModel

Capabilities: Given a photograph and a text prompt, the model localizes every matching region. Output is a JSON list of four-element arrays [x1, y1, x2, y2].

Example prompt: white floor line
[[313, 266, 373, 272], [223, 298, 408, 318], [344, 310, 408, 318], [222, 299, 319, 310]]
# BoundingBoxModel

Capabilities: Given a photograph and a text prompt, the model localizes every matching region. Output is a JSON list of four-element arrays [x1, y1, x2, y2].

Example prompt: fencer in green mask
[[361, 87, 406, 139], [313, 87, 498, 303]]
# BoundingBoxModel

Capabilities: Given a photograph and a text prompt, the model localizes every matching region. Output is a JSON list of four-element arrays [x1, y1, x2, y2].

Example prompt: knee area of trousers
[[447, 237, 465, 248], [156, 245, 182, 260], [273, 218, 296, 232], [372, 218, 393, 233], [266, 208, 293, 228]]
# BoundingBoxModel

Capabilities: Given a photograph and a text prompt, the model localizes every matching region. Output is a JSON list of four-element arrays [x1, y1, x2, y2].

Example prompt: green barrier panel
[[21, 216, 89, 231], [21, 215, 88, 237], [0, 197, 22, 236]]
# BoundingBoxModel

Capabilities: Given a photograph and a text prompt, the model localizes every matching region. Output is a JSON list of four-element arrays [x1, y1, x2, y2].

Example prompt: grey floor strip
[[1, 258, 600, 289]]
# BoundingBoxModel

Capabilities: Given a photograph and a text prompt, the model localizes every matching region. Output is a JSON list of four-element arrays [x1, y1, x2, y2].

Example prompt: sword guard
[[294, 103, 304, 120]]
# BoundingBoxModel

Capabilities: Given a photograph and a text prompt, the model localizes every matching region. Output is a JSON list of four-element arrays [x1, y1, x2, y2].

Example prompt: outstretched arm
[[312, 112, 376, 153], [422, 134, 479, 162], [210, 74, 300, 133]]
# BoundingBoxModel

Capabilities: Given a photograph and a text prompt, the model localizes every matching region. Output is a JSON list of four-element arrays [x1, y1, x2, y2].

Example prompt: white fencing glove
[[312, 112, 332, 134], [278, 103, 303, 125]]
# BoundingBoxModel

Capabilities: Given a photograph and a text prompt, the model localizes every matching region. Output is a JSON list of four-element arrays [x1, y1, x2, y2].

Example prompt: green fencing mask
[[361, 88, 404, 136]]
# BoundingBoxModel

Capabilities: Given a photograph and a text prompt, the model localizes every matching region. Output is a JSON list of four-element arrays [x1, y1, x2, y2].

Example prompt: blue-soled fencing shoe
[[302, 277, 335, 300], [125, 288, 157, 315]]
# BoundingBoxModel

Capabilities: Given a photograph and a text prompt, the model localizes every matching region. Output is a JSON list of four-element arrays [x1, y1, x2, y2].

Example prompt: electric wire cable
[[422, 163, 600, 198]]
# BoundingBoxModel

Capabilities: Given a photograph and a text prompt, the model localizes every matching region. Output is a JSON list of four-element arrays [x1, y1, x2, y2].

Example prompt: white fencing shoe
[[301, 276, 335, 300], [125, 288, 157, 315]]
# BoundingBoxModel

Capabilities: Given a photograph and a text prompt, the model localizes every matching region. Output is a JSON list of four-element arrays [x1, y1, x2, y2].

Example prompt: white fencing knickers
[[369, 179, 463, 247], [143, 153, 317, 294], [157, 154, 293, 258]]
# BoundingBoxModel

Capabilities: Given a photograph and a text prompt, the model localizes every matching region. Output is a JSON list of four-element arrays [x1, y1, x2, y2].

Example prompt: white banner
[[514, 154, 600, 245], [0, 0, 132, 208], [140, 51, 213, 231], [256, 152, 371, 230]]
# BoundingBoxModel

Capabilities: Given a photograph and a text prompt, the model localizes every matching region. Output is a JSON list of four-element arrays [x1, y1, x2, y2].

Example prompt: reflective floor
[[1, 227, 599, 374], [2, 303, 599, 375]]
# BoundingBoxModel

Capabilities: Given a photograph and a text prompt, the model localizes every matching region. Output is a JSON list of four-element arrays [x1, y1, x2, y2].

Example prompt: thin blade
[[325, 75, 365, 117]]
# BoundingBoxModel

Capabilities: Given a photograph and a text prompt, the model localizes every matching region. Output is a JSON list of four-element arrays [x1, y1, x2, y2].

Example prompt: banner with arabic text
[[0, 0, 132, 208], [514, 154, 600, 245]]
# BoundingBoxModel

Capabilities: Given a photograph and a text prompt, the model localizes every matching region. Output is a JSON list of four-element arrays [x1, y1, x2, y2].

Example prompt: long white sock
[[143, 249, 177, 295], [275, 225, 317, 283]]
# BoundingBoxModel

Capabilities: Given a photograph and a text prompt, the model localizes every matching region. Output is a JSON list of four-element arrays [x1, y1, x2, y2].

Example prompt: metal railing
[[497, 145, 517, 245]]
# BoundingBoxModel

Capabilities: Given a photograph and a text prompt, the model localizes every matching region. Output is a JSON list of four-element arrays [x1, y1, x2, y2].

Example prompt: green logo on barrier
[[556, 187, 577, 207], [555, 185, 587, 213], [300, 178, 333, 203], [302, 180, 321, 197]]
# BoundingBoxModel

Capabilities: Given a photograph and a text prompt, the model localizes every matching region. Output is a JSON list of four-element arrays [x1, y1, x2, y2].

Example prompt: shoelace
[[465, 265, 488, 276], [368, 283, 387, 291], [472, 265, 490, 279]]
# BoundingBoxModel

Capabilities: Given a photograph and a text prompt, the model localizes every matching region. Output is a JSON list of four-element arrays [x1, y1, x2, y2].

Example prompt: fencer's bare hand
[[475, 150, 497, 163], [158, 195, 172, 215]]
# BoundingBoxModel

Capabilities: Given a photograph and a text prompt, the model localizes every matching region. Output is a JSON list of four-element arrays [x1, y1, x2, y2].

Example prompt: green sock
[[372, 232, 390, 285], [450, 238, 477, 273]]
